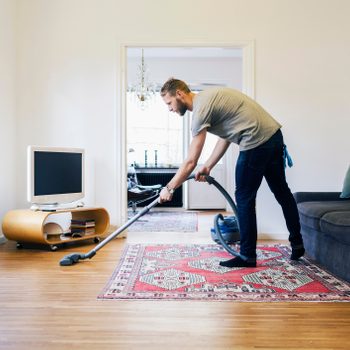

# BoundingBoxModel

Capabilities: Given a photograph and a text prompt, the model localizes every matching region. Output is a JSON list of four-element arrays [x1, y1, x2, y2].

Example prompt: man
[[159, 78, 304, 268]]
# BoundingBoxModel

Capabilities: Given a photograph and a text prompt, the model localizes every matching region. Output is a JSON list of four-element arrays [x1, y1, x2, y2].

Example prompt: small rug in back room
[[98, 244, 350, 302], [127, 211, 198, 232]]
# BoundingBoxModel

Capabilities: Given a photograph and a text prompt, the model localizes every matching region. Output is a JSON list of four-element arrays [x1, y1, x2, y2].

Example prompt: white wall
[[0, 0, 16, 242], [8, 0, 350, 238]]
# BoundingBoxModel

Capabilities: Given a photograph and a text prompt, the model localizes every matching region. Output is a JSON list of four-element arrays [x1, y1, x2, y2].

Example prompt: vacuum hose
[[187, 174, 242, 258]]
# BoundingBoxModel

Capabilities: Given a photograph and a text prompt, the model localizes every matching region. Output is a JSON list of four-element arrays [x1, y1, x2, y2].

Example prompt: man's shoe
[[291, 247, 305, 260], [219, 256, 257, 268]]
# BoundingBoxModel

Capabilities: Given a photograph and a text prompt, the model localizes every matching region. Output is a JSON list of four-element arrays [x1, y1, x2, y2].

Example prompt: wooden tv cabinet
[[2, 207, 110, 251]]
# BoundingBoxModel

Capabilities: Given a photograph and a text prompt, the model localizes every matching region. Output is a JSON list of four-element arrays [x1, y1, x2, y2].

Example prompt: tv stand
[[2, 207, 110, 251]]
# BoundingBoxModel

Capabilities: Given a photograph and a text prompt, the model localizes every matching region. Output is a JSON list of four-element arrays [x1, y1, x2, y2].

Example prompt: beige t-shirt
[[191, 88, 281, 151]]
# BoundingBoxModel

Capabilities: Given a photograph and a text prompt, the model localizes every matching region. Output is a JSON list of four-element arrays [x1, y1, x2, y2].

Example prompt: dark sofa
[[294, 192, 350, 282]]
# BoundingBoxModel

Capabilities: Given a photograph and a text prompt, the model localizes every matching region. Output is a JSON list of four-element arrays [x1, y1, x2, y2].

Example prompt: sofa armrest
[[293, 191, 344, 204]]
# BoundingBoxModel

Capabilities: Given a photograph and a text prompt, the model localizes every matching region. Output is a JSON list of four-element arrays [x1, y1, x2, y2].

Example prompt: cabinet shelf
[[2, 207, 110, 249]]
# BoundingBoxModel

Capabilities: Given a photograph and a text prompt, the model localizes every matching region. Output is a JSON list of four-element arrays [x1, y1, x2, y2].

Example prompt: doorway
[[118, 43, 255, 224]]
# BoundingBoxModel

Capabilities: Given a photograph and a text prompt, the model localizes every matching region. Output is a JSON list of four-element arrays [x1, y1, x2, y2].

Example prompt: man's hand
[[195, 166, 211, 182], [159, 187, 173, 203]]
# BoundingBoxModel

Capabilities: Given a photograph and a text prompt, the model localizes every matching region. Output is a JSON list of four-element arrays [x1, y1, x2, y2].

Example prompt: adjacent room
[[1, 1, 349, 349]]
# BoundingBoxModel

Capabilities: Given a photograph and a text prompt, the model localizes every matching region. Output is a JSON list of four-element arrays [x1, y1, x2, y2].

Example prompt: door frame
[[117, 42, 255, 224]]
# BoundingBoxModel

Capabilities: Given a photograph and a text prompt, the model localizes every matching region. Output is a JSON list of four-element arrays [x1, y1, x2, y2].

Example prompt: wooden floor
[[1, 210, 349, 350]]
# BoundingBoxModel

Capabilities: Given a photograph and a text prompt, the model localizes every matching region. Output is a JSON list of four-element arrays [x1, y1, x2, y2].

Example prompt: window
[[127, 93, 183, 167]]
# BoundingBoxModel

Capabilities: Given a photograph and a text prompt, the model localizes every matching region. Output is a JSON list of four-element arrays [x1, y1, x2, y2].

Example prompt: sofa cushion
[[297, 201, 350, 231], [319, 211, 350, 245]]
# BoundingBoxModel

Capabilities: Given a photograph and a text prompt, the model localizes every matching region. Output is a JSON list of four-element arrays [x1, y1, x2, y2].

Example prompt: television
[[27, 146, 85, 209]]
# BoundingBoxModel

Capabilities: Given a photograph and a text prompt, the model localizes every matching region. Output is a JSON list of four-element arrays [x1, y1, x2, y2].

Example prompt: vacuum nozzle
[[59, 253, 84, 266]]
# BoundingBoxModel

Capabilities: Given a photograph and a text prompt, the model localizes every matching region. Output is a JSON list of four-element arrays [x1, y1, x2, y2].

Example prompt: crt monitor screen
[[34, 151, 83, 196]]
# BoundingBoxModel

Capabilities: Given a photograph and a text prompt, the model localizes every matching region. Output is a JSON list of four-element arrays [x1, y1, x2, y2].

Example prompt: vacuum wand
[[59, 197, 160, 266], [59, 173, 241, 266]]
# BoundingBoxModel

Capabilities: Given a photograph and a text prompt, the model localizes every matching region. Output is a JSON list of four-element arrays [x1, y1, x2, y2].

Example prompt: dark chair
[[127, 166, 162, 213]]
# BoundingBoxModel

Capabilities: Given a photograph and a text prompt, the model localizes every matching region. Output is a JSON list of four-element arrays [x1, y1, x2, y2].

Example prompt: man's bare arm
[[168, 129, 207, 189], [195, 137, 230, 180], [159, 129, 207, 202]]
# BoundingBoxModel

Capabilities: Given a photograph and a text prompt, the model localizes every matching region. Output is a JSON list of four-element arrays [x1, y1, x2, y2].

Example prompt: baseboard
[[259, 232, 289, 241]]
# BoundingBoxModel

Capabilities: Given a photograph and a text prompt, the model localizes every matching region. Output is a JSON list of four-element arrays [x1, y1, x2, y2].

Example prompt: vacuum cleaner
[[59, 174, 242, 266]]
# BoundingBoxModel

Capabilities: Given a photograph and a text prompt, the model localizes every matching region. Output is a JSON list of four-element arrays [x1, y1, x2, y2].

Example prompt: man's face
[[162, 91, 188, 116]]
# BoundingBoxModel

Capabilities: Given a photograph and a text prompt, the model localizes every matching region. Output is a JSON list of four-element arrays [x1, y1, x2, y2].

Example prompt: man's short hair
[[160, 78, 191, 97]]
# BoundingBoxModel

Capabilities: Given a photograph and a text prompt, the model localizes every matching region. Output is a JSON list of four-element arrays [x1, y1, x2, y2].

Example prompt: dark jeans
[[235, 129, 303, 261]]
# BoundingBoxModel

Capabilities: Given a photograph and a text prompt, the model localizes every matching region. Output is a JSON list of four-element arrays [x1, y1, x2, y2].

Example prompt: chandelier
[[128, 48, 156, 110]]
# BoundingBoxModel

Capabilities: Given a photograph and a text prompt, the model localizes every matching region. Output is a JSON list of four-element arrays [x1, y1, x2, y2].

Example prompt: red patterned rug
[[98, 244, 350, 302]]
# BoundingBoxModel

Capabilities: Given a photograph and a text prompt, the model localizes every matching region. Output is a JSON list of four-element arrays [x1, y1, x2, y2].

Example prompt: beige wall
[[4, 0, 350, 237], [0, 0, 16, 241]]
